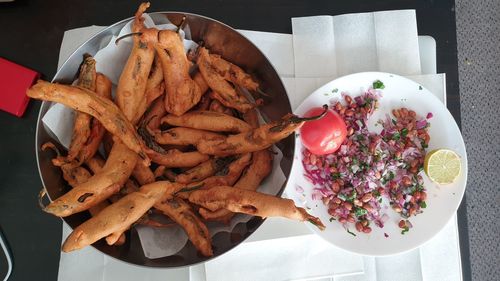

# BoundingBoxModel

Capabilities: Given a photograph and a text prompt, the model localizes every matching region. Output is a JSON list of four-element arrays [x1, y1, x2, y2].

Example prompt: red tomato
[[300, 106, 347, 155]]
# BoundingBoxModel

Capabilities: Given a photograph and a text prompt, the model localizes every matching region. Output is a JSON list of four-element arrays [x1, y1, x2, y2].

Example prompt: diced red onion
[[416, 119, 428, 129], [402, 147, 419, 159]]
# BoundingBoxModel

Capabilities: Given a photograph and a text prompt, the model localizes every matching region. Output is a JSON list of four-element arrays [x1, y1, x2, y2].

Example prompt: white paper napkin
[[292, 10, 421, 78]]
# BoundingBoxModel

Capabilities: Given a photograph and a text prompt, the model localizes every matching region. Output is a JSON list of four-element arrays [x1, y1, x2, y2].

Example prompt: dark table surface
[[0, 0, 470, 280]]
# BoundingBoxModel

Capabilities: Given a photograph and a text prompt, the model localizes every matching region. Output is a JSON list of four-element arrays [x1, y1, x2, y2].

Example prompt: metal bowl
[[35, 12, 293, 267]]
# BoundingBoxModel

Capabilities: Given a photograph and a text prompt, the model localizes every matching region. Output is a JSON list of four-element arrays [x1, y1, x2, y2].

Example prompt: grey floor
[[455, 0, 500, 280]]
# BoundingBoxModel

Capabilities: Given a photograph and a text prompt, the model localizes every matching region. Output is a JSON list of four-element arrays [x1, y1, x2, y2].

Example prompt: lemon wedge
[[424, 149, 461, 184]]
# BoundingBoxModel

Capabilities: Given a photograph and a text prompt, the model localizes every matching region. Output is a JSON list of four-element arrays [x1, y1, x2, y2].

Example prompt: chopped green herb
[[388, 171, 395, 180], [408, 185, 417, 194], [351, 158, 359, 165], [360, 162, 369, 171], [401, 226, 410, 235], [331, 172, 341, 180], [354, 207, 368, 217], [373, 80, 385, 89], [419, 201, 427, 208], [329, 217, 336, 222], [373, 191, 381, 197], [357, 135, 366, 141], [419, 85, 423, 90], [378, 198, 383, 203], [363, 97, 374, 107], [422, 142, 429, 149], [346, 228, 357, 236], [401, 128, 409, 137], [360, 144, 368, 153], [346, 191, 358, 202], [392, 132, 401, 140], [338, 193, 348, 201], [392, 119, 397, 125], [332, 88, 339, 93]]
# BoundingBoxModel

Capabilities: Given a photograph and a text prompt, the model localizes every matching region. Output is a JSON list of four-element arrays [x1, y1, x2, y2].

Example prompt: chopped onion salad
[[302, 84, 432, 234]]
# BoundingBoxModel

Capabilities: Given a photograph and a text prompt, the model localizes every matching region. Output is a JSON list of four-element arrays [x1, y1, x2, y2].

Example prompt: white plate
[[287, 72, 467, 256]]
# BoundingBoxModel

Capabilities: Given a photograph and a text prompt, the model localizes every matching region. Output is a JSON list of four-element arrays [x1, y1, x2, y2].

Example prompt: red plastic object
[[0, 57, 40, 117]]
